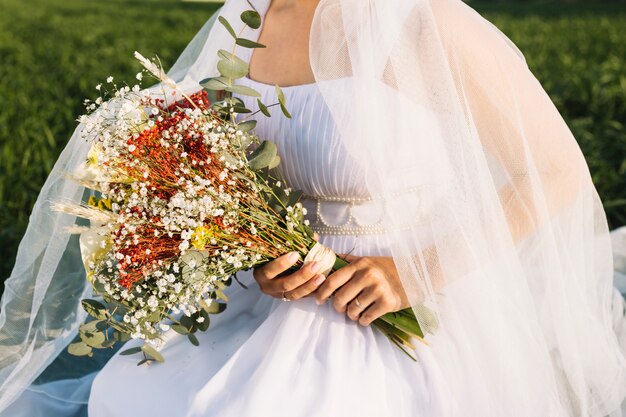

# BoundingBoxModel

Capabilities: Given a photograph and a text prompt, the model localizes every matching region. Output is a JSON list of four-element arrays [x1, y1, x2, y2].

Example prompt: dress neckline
[[241, 76, 318, 90]]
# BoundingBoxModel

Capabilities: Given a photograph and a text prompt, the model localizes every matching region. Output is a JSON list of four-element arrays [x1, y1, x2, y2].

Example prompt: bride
[[1, 0, 625, 416]]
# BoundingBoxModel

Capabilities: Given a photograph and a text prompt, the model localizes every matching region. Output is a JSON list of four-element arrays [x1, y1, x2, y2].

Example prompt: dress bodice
[[236, 76, 368, 199]]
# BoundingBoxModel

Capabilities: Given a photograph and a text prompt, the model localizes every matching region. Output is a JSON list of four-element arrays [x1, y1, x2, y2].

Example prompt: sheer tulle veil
[[1, 0, 625, 415]]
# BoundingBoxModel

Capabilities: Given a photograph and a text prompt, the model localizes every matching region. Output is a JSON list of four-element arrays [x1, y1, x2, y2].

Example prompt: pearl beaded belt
[[301, 194, 387, 236]]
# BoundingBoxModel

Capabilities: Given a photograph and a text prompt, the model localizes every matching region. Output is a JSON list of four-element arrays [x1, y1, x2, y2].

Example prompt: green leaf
[[280, 103, 292, 119], [275, 86, 292, 118], [147, 310, 163, 322], [137, 358, 149, 366], [235, 38, 266, 49], [80, 330, 106, 348], [120, 346, 142, 356], [237, 120, 257, 133], [204, 302, 227, 315], [179, 314, 195, 330], [225, 84, 261, 98], [288, 189, 303, 207], [217, 52, 249, 80], [188, 333, 200, 346], [268, 155, 281, 169], [275, 85, 286, 105], [200, 77, 231, 91], [240, 10, 261, 29], [101, 339, 117, 348], [257, 99, 271, 117], [380, 311, 424, 339], [81, 319, 106, 333], [68, 342, 92, 357], [232, 106, 252, 114], [248, 140, 278, 171], [113, 330, 131, 342], [215, 288, 229, 302], [197, 312, 210, 332], [141, 345, 164, 363], [218, 16, 237, 38], [172, 323, 190, 335], [81, 299, 107, 320], [272, 185, 289, 207]]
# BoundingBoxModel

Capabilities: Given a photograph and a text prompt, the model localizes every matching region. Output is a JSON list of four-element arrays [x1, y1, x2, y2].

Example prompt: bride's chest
[[235, 76, 369, 198]]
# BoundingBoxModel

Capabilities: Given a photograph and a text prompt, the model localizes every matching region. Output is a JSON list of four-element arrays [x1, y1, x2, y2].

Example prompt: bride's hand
[[252, 252, 327, 301], [314, 255, 410, 326]]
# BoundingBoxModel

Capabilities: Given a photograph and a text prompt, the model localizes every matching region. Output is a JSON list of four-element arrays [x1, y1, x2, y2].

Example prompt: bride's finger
[[264, 261, 321, 294], [331, 272, 368, 314], [254, 251, 300, 282], [315, 264, 356, 305], [346, 287, 377, 321], [358, 301, 391, 326], [283, 274, 326, 301]]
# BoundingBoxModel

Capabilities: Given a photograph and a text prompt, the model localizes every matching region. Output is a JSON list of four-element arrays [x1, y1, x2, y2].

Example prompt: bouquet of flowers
[[54, 8, 432, 365]]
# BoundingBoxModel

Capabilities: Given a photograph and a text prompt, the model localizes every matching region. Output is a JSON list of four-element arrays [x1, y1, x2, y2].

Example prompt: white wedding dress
[[87, 76, 449, 417]]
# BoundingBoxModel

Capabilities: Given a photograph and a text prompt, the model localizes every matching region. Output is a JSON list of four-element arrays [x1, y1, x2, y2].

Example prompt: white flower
[[106, 76, 114, 83], [147, 296, 158, 308], [95, 83, 102, 91], [196, 317, 205, 323], [136, 72, 143, 81]]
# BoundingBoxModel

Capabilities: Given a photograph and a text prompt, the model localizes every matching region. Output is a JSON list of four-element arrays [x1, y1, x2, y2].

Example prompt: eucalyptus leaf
[[141, 345, 164, 363], [221, 151, 240, 166], [81, 330, 106, 348], [188, 333, 200, 346], [137, 358, 149, 366], [120, 346, 142, 356], [235, 38, 266, 49], [215, 289, 229, 302], [200, 77, 231, 91], [232, 106, 252, 114], [240, 10, 261, 29], [181, 250, 209, 283], [225, 84, 261, 98], [237, 120, 257, 133], [248, 140, 278, 171], [113, 330, 131, 342], [68, 342, 92, 357], [172, 323, 190, 335], [197, 312, 210, 332], [275, 86, 292, 118], [81, 299, 107, 320], [218, 16, 237, 38], [101, 339, 117, 348], [257, 99, 271, 117], [204, 302, 227, 315], [147, 310, 162, 322], [179, 314, 195, 331], [275, 85, 286, 105], [217, 57, 249, 80], [268, 155, 281, 169], [279, 102, 292, 119], [288, 189, 303, 207], [81, 319, 106, 333], [231, 96, 245, 107], [272, 185, 289, 206]]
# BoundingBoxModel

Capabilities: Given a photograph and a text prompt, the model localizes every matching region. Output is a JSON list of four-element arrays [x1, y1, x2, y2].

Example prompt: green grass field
[[1, 0, 625, 287]]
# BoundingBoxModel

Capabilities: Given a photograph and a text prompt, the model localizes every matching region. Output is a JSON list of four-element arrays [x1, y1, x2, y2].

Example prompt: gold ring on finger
[[355, 297, 363, 309]]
